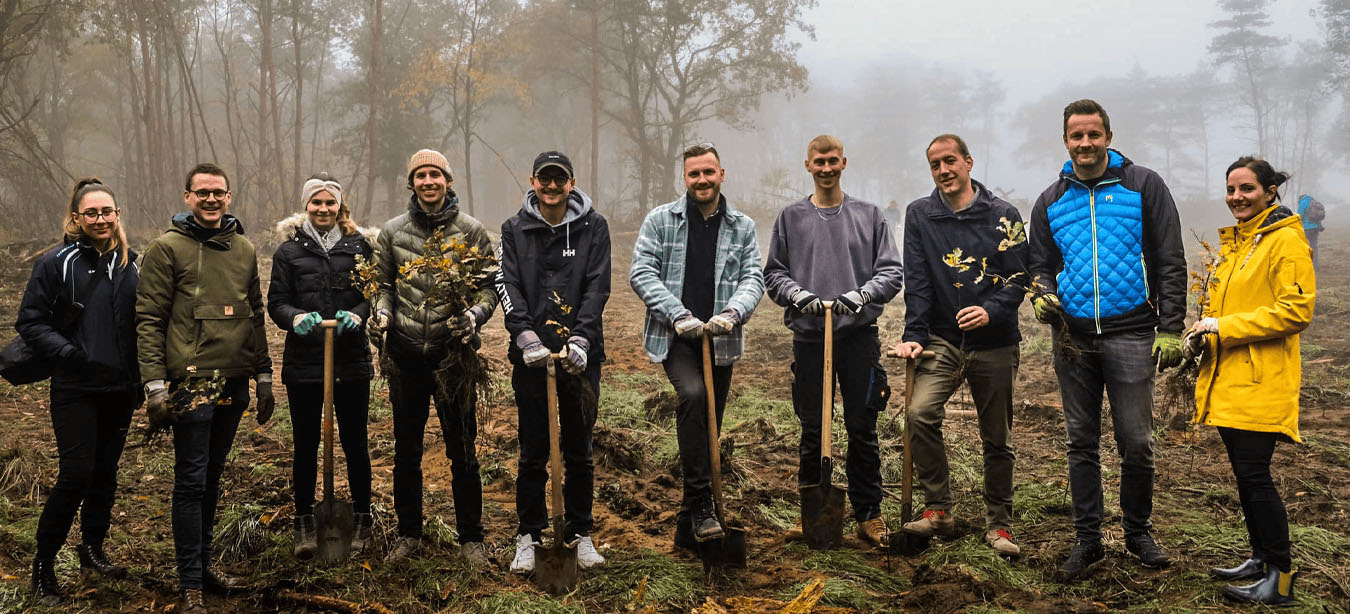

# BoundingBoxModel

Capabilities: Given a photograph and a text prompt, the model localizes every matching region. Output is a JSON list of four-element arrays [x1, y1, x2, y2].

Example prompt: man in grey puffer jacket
[[369, 149, 497, 566]]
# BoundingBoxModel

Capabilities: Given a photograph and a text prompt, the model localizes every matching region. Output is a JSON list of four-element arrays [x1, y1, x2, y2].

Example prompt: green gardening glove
[[1031, 293, 1062, 323], [335, 310, 362, 333], [293, 312, 322, 335], [1152, 331, 1184, 373]]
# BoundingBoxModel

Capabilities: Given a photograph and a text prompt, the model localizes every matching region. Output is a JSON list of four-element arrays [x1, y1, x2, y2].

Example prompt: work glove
[[255, 375, 275, 425], [335, 310, 362, 333], [563, 336, 589, 375], [450, 305, 488, 344], [57, 344, 87, 366], [292, 312, 322, 335], [832, 289, 871, 316], [1182, 330, 1208, 360], [705, 308, 740, 336], [791, 289, 824, 316], [1152, 332, 1184, 373], [1031, 293, 1062, 323], [145, 380, 174, 428], [515, 330, 552, 368], [673, 312, 705, 340], [368, 309, 390, 346]]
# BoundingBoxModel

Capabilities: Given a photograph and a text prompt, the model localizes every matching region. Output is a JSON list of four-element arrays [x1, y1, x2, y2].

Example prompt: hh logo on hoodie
[[563, 248, 576, 257]]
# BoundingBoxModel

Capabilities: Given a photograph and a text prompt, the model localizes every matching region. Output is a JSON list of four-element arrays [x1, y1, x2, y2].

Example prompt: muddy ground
[[1, 227, 1348, 614]]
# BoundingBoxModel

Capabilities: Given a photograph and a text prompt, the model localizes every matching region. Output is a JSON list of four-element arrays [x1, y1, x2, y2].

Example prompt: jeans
[[1054, 329, 1156, 542], [661, 338, 733, 517], [171, 377, 249, 590], [908, 337, 1018, 530], [35, 387, 136, 560], [287, 380, 372, 516], [389, 359, 482, 542], [1307, 229, 1320, 267], [792, 326, 889, 522], [1219, 427, 1291, 572], [513, 361, 601, 539]]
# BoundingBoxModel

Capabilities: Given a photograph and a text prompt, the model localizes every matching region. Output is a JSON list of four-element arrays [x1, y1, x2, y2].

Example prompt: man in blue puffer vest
[[1028, 99, 1187, 580]]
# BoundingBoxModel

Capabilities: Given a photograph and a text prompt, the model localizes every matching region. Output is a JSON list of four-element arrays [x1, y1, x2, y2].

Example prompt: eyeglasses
[[535, 174, 570, 187], [190, 189, 229, 200], [77, 208, 120, 221]]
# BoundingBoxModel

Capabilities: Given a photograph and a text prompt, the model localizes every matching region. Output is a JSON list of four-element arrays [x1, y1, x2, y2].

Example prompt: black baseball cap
[[532, 151, 574, 178]]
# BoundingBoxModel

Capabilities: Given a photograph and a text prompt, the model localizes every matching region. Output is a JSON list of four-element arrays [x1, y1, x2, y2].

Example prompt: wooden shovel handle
[[701, 335, 726, 519], [544, 352, 568, 519], [321, 320, 338, 498], [820, 302, 834, 459]]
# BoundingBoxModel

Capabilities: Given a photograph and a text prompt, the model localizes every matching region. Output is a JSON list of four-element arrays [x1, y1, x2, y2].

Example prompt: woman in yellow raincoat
[[1186, 156, 1315, 606]]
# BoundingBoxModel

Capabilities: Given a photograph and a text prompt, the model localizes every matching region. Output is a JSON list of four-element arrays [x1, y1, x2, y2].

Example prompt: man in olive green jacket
[[136, 163, 273, 612], [369, 149, 497, 566]]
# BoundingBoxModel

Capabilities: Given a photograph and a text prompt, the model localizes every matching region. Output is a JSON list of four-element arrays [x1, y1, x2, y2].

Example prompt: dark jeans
[[513, 361, 601, 539], [792, 326, 889, 522], [35, 387, 136, 560], [1054, 329, 1156, 541], [171, 377, 249, 590], [287, 380, 372, 516], [661, 338, 733, 517], [1219, 427, 1291, 572], [389, 359, 482, 542], [1307, 229, 1320, 267], [908, 338, 1018, 530]]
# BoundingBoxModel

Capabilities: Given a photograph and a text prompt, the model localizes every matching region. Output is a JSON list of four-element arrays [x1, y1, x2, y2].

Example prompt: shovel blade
[[697, 525, 748, 571], [800, 482, 846, 550], [314, 497, 354, 564], [532, 541, 579, 595]]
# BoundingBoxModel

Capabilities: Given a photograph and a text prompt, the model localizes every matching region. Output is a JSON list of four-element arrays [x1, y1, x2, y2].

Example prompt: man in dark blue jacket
[[496, 151, 611, 574], [1029, 99, 1186, 579], [892, 134, 1025, 558]]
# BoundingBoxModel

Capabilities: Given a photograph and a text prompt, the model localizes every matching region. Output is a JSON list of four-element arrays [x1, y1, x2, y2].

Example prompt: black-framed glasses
[[190, 189, 229, 200], [77, 208, 120, 221]]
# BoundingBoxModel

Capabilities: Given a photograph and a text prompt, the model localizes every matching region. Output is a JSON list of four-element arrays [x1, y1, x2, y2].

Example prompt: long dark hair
[[63, 177, 130, 267], [1226, 156, 1290, 203]]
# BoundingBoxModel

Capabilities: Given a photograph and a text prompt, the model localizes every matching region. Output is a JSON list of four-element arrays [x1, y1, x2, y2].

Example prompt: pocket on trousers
[[865, 363, 890, 414]]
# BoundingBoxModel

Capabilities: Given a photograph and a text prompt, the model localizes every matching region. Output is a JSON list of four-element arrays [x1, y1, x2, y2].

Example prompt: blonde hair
[[304, 172, 360, 236], [64, 177, 130, 268], [807, 134, 844, 157]]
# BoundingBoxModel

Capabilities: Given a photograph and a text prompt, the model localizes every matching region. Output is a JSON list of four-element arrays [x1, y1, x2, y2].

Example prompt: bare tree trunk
[[364, 0, 383, 207], [589, 1, 600, 203], [291, 0, 308, 202]]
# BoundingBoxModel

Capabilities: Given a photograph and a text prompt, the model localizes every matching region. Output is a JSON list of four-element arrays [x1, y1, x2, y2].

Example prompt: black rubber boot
[[1211, 557, 1265, 581], [77, 543, 127, 578], [293, 515, 318, 560], [31, 557, 62, 605], [1223, 566, 1298, 606]]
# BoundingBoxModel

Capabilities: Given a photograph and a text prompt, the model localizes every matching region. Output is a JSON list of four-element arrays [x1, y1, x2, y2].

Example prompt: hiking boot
[[692, 497, 725, 542], [292, 515, 318, 560], [203, 567, 247, 595], [1057, 540, 1105, 581], [1125, 533, 1171, 569], [459, 541, 490, 569], [856, 517, 890, 547], [351, 513, 373, 553], [984, 529, 1021, 558], [901, 509, 955, 537], [77, 543, 127, 578], [31, 557, 62, 605], [674, 514, 698, 552], [510, 534, 538, 574], [385, 536, 421, 563], [1212, 557, 1265, 581], [1223, 566, 1298, 606], [573, 535, 606, 569], [178, 588, 208, 614], [784, 519, 804, 542]]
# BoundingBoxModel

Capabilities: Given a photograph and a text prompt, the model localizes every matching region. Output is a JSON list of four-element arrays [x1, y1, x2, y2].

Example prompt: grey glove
[[367, 309, 390, 347], [145, 380, 174, 428], [255, 375, 275, 425], [791, 289, 824, 316], [1182, 330, 1207, 360], [451, 305, 488, 343], [705, 308, 740, 336], [515, 330, 551, 368], [832, 289, 870, 316], [673, 312, 704, 340], [563, 336, 589, 375]]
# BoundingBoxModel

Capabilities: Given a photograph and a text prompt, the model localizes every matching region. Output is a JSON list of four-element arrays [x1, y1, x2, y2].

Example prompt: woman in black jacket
[[17, 178, 140, 604], [267, 173, 374, 558]]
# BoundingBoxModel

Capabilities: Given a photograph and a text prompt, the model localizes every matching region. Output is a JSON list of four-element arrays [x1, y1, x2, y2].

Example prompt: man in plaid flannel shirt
[[629, 143, 764, 551]]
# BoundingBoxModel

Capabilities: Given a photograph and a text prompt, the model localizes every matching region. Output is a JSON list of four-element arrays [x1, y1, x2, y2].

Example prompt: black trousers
[[389, 359, 482, 542], [791, 326, 889, 522], [171, 377, 249, 590], [513, 361, 601, 540], [35, 387, 136, 560], [1219, 426, 1292, 572], [661, 338, 732, 517], [287, 380, 372, 516]]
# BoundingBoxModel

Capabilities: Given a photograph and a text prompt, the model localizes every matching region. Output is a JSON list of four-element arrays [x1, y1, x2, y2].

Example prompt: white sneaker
[[573, 535, 606, 569], [510, 534, 537, 574]]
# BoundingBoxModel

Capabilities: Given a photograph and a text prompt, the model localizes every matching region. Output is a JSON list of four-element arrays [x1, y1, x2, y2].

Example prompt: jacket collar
[[919, 180, 996, 220], [1059, 149, 1130, 183], [669, 194, 746, 223], [406, 191, 460, 227], [170, 212, 241, 248]]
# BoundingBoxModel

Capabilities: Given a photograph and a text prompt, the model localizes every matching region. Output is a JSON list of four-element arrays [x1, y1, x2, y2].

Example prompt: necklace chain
[[815, 201, 844, 221]]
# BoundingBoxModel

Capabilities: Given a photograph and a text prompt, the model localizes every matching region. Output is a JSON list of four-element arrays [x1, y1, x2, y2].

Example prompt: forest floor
[[1, 228, 1349, 614]]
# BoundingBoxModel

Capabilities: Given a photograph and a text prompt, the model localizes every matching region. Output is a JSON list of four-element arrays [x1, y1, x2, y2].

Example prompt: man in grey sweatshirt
[[764, 134, 904, 547]]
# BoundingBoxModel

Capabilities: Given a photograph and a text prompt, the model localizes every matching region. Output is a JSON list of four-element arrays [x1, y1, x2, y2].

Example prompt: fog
[[0, 0, 1341, 243]]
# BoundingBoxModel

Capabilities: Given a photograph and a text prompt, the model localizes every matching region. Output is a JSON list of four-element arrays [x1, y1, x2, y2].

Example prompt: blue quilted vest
[[1047, 151, 1147, 333]]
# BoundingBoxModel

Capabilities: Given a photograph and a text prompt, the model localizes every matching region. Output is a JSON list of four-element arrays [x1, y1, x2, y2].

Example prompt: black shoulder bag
[[1, 256, 97, 385]]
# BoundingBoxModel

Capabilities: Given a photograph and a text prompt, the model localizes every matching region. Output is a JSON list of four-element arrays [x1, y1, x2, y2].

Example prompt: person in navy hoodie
[[1028, 99, 1187, 579], [17, 178, 141, 604]]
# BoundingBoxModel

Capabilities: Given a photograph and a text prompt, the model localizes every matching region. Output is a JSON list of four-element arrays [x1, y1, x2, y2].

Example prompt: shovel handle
[[321, 321, 338, 498], [544, 352, 568, 526], [701, 335, 726, 520], [820, 302, 834, 460]]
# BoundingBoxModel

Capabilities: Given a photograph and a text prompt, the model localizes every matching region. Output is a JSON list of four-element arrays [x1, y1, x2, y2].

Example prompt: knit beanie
[[407, 149, 452, 183], [301, 177, 342, 208]]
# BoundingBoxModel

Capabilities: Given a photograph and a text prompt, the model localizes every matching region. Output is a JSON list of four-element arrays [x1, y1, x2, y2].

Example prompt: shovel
[[533, 352, 578, 595], [889, 348, 935, 555], [315, 320, 354, 564], [800, 301, 846, 550], [697, 334, 747, 570]]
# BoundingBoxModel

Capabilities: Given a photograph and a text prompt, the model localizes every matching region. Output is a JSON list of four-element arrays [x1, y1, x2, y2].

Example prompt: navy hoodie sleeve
[[573, 215, 612, 347], [15, 251, 78, 359], [1137, 168, 1187, 333], [901, 206, 933, 346], [495, 221, 533, 340], [266, 244, 305, 331], [980, 206, 1031, 325], [1028, 193, 1061, 295]]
